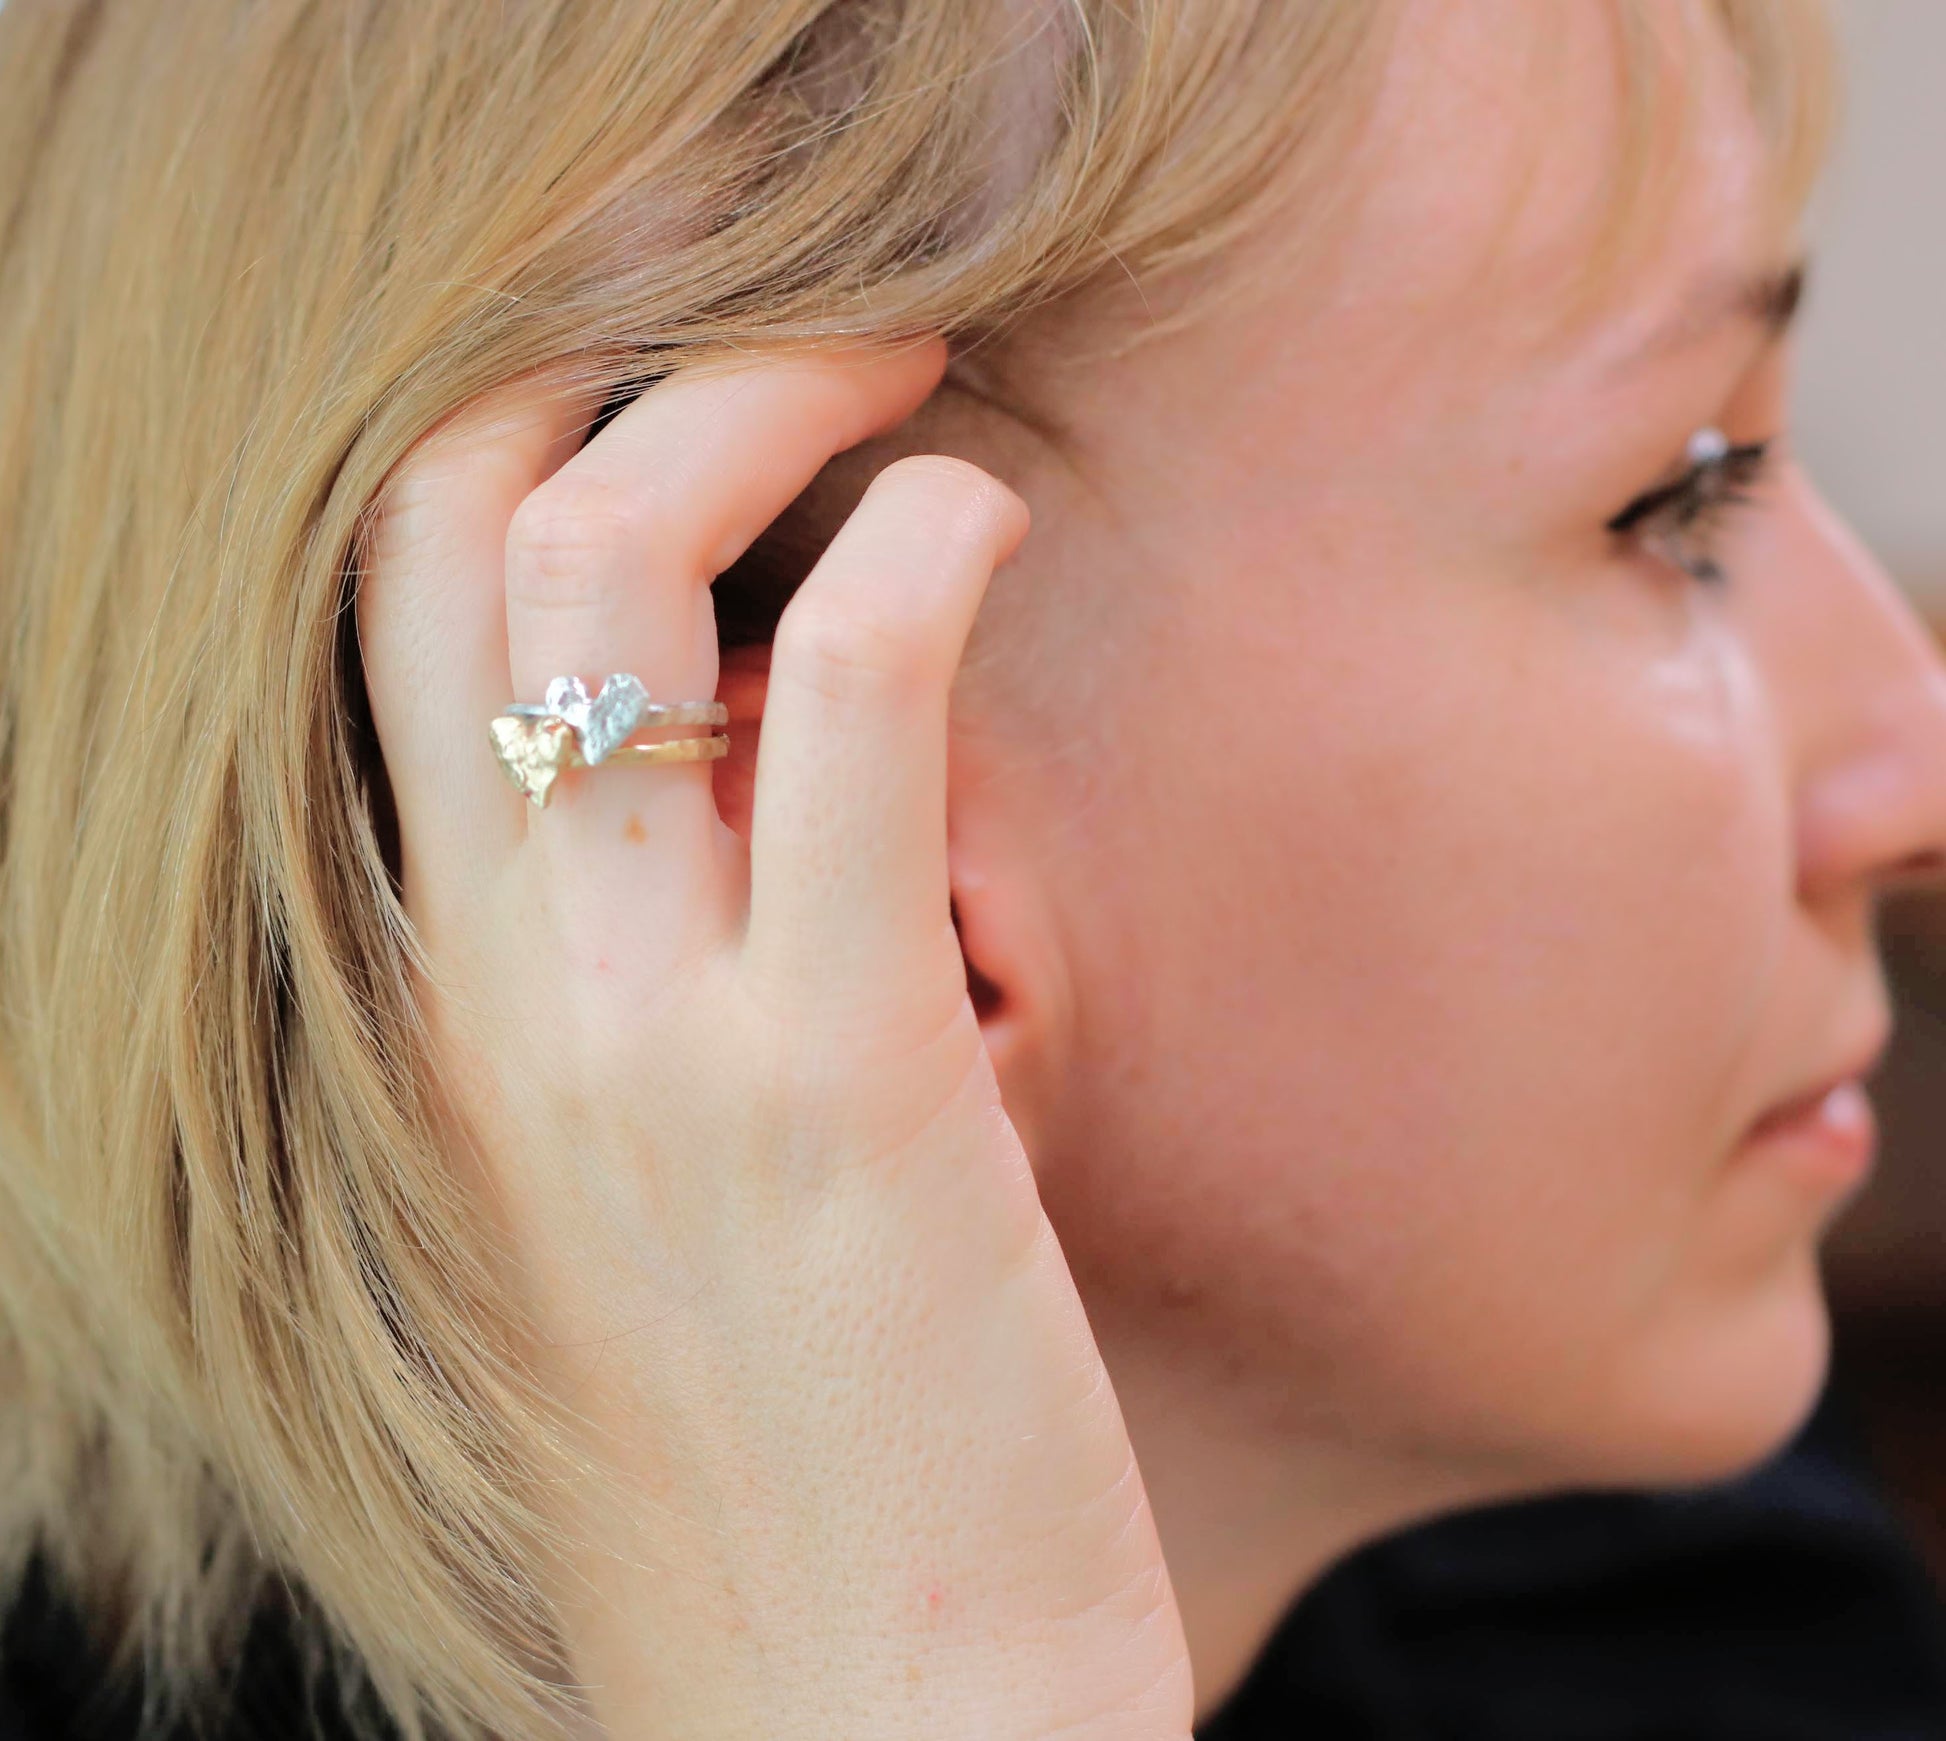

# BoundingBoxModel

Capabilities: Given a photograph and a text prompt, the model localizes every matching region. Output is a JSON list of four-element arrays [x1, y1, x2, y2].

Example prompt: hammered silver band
[[504, 698, 726, 728]]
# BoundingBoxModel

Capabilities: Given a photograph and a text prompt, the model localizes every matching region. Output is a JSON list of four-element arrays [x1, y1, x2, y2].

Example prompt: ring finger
[[500, 342, 948, 935]]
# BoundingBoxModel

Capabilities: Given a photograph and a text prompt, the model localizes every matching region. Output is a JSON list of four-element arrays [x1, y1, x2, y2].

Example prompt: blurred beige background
[[1798, 0, 1946, 605]]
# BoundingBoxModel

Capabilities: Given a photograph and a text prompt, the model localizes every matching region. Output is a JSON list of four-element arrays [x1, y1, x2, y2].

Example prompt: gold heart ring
[[489, 674, 729, 809]]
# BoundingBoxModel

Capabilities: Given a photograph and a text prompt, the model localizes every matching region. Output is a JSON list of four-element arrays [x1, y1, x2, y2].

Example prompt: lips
[[1745, 1027, 1891, 1143], [1746, 1079, 1868, 1144]]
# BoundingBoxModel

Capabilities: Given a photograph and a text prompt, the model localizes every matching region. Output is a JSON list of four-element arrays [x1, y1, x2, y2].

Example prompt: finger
[[360, 366, 604, 891], [742, 455, 1030, 1019], [501, 342, 948, 926]]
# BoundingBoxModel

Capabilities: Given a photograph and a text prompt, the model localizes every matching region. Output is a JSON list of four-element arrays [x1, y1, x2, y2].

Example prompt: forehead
[[1271, 0, 1787, 399], [990, 0, 1805, 514]]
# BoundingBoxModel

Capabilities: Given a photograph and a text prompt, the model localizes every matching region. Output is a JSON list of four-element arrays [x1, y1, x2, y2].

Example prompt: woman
[[2, 0, 1940, 1736]]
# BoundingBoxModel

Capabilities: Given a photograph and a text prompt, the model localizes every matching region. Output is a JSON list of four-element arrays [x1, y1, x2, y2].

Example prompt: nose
[[1781, 473, 1946, 909]]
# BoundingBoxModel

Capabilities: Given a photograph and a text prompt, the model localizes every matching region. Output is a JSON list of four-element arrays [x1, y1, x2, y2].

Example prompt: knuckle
[[505, 477, 649, 608], [774, 601, 927, 704]]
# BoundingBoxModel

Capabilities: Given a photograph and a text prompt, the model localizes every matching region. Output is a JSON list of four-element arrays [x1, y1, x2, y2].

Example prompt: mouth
[[1737, 1028, 1892, 1189]]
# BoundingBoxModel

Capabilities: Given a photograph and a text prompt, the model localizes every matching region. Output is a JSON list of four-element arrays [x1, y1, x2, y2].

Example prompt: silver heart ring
[[490, 673, 729, 808]]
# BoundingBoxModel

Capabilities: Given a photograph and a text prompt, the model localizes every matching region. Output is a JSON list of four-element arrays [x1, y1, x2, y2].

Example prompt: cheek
[[1043, 556, 1802, 1474]]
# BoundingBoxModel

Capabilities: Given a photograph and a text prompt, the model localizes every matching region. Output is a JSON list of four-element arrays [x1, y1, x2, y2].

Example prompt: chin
[[1577, 1252, 1835, 1491]]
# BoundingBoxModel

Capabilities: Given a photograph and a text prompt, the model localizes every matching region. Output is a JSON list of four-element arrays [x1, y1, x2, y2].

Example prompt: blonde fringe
[[0, 3, 1833, 1737]]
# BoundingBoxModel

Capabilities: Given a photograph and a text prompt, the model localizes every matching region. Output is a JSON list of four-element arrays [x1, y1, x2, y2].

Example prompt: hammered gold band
[[602, 735, 729, 767]]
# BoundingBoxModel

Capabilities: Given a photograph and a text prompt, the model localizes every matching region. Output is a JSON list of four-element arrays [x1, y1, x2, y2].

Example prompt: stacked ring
[[489, 673, 729, 808]]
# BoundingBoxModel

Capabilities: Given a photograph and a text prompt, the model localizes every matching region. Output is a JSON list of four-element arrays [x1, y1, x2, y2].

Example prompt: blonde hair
[[0, 2, 1835, 1736]]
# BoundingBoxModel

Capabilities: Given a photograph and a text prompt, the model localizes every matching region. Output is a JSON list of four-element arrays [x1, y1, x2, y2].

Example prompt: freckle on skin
[[623, 813, 647, 844]]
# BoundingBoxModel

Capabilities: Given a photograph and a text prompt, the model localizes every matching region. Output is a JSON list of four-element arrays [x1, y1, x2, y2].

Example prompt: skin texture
[[713, 1, 1946, 1715]]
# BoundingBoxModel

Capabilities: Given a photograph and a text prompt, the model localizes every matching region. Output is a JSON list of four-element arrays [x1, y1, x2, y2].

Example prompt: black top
[[7, 1390, 1946, 1739], [1200, 1388, 1946, 1740]]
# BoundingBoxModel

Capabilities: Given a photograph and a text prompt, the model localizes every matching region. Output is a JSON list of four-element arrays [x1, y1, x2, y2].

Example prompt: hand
[[359, 341, 1193, 1740]]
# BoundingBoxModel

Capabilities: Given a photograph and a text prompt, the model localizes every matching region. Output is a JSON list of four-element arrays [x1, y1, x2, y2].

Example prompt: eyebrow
[[1738, 257, 1808, 335], [1613, 255, 1809, 371]]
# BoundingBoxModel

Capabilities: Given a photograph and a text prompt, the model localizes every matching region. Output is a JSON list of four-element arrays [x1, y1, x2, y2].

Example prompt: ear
[[944, 730, 1075, 1165], [715, 644, 1073, 1164]]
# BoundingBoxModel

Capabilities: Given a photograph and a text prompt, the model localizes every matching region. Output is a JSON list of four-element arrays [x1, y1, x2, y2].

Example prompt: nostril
[[1888, 847, 1946, 889]]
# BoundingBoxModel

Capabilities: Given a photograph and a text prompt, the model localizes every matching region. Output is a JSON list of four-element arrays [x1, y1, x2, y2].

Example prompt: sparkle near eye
[[1606, 425, 1775, 587]]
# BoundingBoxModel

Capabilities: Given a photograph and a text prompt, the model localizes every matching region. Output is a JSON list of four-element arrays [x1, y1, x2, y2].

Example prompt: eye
[[1606, 426, 1775, 586]]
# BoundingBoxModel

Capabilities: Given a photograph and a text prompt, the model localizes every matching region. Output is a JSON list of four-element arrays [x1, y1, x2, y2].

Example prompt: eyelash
[[1605, 427, 1775, 586]]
